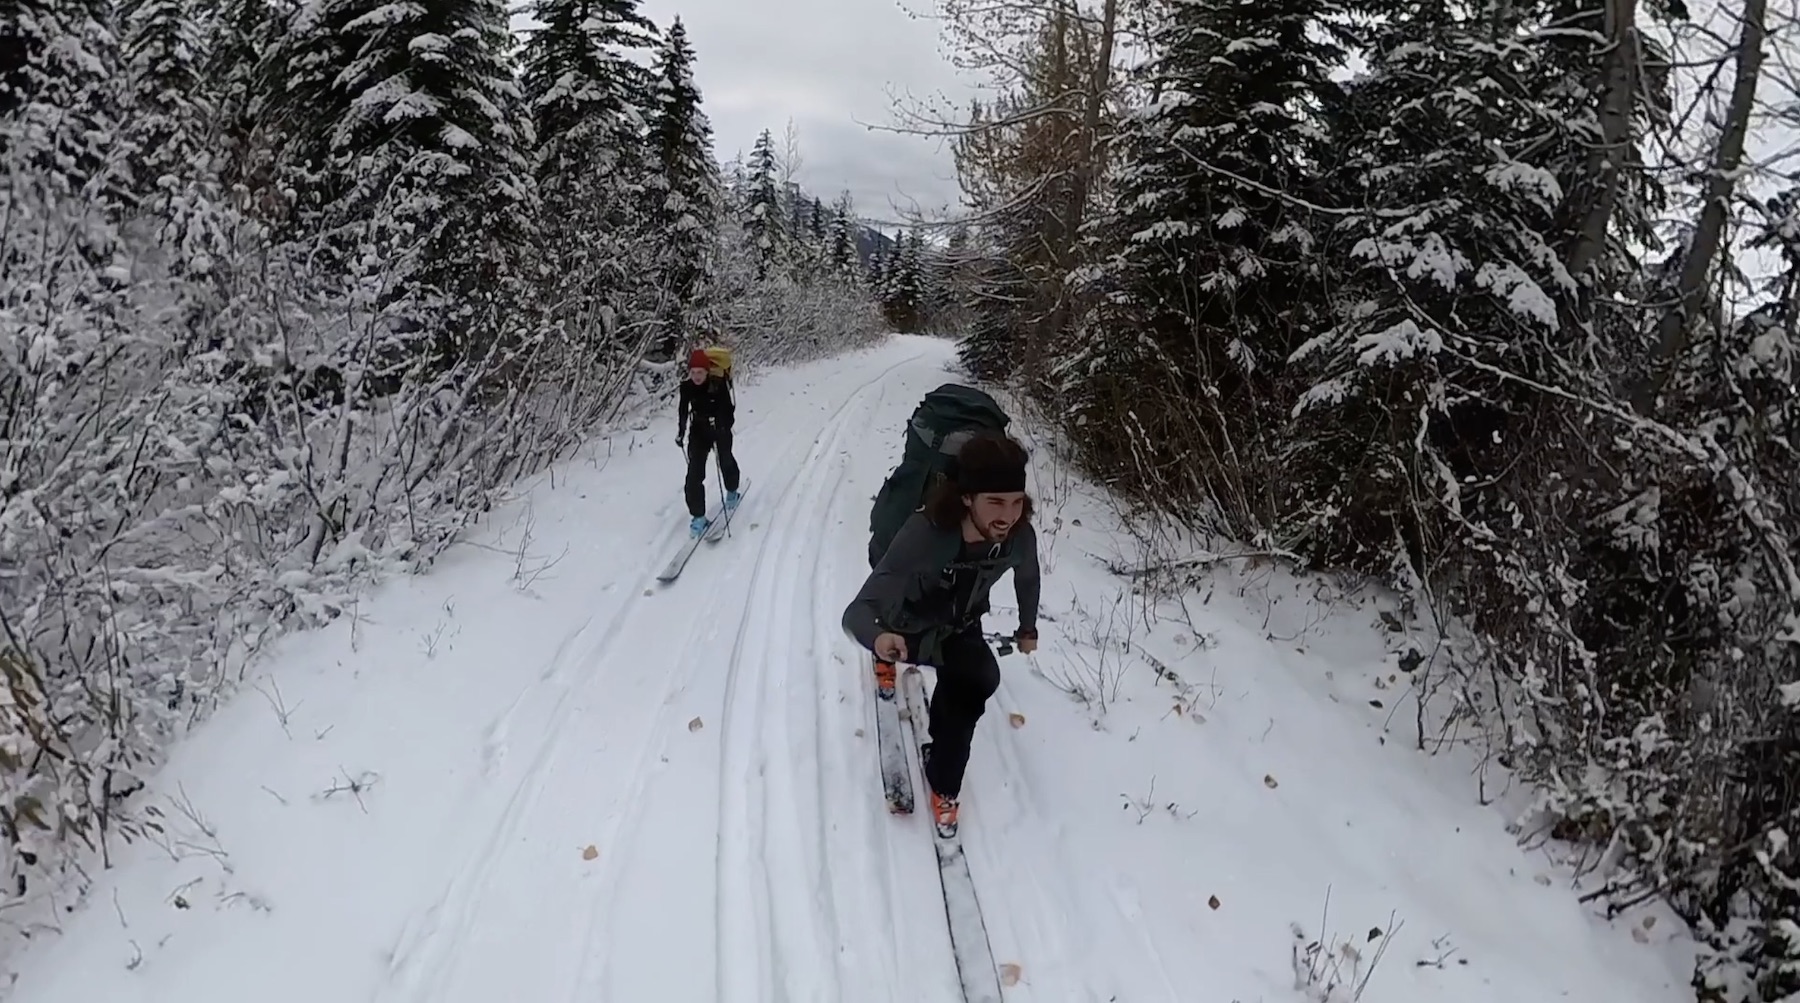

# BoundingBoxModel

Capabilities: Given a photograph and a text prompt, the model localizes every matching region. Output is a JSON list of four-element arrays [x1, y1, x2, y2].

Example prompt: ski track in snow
[[380, 347, 928, 1003], [713, 354, 912, 1003], [375, 533, 693, 1002]]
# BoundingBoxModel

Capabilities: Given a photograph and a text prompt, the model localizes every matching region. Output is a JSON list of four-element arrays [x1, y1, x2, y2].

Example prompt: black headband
[[959, 464, 1026, 495]]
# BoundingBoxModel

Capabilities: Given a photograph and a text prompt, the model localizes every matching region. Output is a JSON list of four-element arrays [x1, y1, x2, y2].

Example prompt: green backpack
[[866, 383, 1012, 566]]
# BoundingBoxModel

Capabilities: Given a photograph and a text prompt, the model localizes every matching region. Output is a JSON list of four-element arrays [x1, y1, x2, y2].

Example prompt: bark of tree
[[1632, 0, 1767, 415]]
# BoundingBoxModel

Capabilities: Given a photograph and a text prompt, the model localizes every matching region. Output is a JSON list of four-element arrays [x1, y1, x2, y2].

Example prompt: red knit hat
[[688, 348, 710, 370]]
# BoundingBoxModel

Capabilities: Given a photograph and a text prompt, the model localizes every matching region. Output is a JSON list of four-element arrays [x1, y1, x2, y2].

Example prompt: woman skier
[[676, 346, 742, 536]]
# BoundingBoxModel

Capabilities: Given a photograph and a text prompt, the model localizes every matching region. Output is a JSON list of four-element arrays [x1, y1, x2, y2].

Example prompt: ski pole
[[982, 632, 1023, 656], [714, 462, 733, 539], [895, 632, 1031, 669]]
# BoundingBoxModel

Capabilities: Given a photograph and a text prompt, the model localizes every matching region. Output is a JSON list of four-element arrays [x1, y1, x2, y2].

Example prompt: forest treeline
[[0, 0, 893, 927]]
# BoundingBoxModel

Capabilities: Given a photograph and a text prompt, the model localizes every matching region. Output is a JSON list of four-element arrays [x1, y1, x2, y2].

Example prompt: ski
[[874, 658, 913, 813], [900, 667, 1003, 1003], [655, 477, 750, 584], [656, 514, 716, 583]]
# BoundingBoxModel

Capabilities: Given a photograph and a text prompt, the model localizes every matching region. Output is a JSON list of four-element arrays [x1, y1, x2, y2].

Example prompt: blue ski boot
[[725, 489, 742, 512], [689, 515, 709, 538]]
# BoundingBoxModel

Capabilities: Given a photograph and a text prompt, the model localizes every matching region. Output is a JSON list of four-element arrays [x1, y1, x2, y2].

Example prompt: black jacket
[[842, 512, 1041, 666], [677, 375, 735, 437]]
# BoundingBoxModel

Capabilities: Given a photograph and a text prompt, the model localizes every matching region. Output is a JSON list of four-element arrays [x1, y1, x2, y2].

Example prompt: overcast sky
[[646, 0, 970, 226], [511, 0, 975, 228]]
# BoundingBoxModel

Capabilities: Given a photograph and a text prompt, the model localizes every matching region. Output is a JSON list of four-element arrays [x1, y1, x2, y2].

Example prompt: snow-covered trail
[[372, 340, 942, 1003], [2, 334, 1696, 1003]]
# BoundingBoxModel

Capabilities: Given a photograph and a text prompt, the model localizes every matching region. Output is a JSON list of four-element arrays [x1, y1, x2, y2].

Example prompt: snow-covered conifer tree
[[827, 192, 857, 276], [271, 0, 539, 349], [646, 15, 722, 335], [743, 129, 785, 278]]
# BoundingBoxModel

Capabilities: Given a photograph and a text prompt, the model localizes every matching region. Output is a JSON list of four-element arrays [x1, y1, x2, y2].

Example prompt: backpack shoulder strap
[[908, 413, 938, 450]]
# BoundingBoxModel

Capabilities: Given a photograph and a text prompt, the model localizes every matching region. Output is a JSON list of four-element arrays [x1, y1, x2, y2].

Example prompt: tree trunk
[[1041, 0, 1119, 359], [1565, 0, 1640, 283], [1631, 0, 1767, 415]]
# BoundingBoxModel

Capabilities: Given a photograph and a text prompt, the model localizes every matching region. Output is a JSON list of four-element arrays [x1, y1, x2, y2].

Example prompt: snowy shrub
[[709, 212, 888, 372], [1290, 899, 1402, 1003]]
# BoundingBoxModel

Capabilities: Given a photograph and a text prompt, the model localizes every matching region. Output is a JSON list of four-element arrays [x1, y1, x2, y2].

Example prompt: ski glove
[[873, 632, 908, 663], [1015, 626, 1038, 655]]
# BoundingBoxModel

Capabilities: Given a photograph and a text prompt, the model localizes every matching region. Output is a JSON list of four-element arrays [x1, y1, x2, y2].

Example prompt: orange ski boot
[[921, 742, 960, 838], [928, 788, 960, 839]]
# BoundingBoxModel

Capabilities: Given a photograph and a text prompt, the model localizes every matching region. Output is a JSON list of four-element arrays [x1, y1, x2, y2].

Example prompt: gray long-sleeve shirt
[[842, 512, 1041, 661]]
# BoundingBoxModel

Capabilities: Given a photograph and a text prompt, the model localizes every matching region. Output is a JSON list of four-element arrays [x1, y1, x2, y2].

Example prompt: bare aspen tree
[[1633, 0, 1769, 414], [888, 0, 1128, 351], [779, 117, 804, 190]]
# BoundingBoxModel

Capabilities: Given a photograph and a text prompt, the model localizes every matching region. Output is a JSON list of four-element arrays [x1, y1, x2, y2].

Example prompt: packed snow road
[[377, 340, 948, 1003]]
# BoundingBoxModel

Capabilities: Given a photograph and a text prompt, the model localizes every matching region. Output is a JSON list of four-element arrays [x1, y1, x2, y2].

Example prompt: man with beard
[[842, 431, 1042, 837]]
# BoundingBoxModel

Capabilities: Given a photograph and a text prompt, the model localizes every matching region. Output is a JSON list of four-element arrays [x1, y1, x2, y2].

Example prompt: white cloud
[[513, 0, 974, 224]]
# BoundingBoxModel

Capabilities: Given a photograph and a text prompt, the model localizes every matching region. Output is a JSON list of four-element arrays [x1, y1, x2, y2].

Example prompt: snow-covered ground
[[2, 335, 1697, 1002]]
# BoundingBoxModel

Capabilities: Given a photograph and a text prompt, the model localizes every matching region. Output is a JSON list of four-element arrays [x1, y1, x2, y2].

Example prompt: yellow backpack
[[700, 345, 732, 379]]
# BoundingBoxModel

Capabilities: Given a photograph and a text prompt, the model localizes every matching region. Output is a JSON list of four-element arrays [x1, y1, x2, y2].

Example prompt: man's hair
[[922, 432, 1034, 529]]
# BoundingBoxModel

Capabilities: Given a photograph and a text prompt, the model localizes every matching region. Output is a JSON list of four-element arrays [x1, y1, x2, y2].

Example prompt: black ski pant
[[921, 625, 1002, 800], [685, 425, 741, 518]]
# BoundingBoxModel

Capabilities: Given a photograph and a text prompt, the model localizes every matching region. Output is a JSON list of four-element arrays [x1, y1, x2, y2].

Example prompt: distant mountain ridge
[[786, 181, 902, 266]]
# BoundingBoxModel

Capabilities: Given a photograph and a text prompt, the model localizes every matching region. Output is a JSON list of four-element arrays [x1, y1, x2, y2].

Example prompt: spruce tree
[[1292, 3, 1587, 566], [646, 16, 721, 334], [519, 0, 657, 186], [121, 0, 207, 183], [203, 0, 293, 201], [929, 223, 969, 333], [270, 0, 539, 346], [1065, 0, 1342, 513], [743, 129, 783, 277], [954, 233, 1018, 380], [518, 0, 659, 334], [1099, 0, 1339, 364], [790, 195, 808, 239], [1, 0, 125, 203], [827, 191, 857, 275], [121, 0, 224, 270], [887, 228, 924, 330], [866, 240, 886, 298]]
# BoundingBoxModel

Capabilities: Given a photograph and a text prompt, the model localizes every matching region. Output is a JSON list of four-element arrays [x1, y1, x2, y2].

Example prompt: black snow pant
[[685, 424, 741, 518], [920, 625, 1002, 800]]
